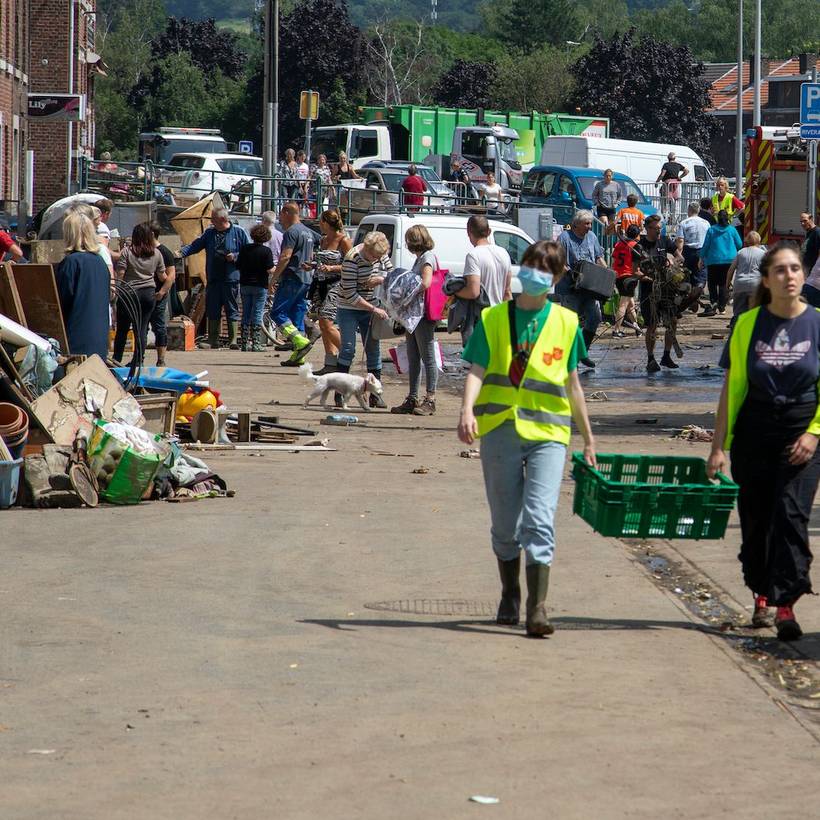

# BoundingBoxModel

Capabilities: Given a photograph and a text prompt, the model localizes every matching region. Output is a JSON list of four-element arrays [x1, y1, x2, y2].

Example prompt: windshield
[[578, 177, 644, 202], [380, 173, 405, 192], [310, 130, 348, 163], [216, 158, 263, 175], [140, 136, 227, 163], [498, 139, 520, 169]]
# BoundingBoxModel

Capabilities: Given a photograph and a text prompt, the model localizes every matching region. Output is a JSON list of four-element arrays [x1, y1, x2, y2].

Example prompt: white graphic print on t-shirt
[[755, 327, 811, 371]]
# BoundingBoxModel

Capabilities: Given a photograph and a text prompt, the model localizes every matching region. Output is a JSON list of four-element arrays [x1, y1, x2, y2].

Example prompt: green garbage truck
[[308, 105, 609, 193]]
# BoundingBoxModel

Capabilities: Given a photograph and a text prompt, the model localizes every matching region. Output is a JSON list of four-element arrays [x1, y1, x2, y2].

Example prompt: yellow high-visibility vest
[[474, 301, 578, 443], [712, 191, 738, 219], [725, 306, 820, 448]]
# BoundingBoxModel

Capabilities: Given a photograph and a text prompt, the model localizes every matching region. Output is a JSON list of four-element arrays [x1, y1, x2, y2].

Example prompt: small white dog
[[300, 363, 384, 410]]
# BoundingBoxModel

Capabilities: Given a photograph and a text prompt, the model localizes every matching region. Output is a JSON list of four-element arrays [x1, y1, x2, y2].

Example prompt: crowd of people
[[4, 162, 820, 645]]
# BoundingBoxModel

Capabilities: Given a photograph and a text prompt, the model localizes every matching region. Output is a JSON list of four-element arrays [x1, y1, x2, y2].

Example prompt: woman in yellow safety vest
[[708, 242, 820, 642], [711, 176, 744, 221], [458, 240, 597, 637]]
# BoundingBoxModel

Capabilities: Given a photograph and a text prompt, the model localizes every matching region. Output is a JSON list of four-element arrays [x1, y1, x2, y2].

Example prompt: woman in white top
[[482, 171, 503, 213]]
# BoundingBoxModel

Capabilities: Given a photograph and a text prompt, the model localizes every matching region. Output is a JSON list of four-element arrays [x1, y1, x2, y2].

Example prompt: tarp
[[170, 192, 225, 281], [38, 193, 106, 240]]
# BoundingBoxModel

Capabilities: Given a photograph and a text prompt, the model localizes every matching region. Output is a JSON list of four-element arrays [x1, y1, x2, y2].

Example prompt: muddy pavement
[[3, 329, 820, 819]]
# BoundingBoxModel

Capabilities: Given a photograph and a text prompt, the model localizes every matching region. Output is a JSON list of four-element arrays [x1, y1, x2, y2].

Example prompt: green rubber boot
[[239, 325, 249, 352], [198, 319, 221, 349], [496, 556, 521, 625], [227, 320, 240, 350], [525, 564, 554, 637], [251, 325, 264, 352]]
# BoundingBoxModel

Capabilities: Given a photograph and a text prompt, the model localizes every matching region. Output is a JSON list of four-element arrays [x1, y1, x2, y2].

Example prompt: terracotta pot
[[0, 403, 27, 438]]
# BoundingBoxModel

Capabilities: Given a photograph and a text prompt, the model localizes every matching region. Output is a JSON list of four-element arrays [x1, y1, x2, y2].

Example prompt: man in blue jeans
[[181, 208, 251, 349], [268, 202, 320, 366], [555, 210, 605, 368]]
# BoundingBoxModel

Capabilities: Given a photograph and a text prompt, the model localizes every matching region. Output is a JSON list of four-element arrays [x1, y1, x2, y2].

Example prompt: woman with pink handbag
[[390, 225, 444, 416]]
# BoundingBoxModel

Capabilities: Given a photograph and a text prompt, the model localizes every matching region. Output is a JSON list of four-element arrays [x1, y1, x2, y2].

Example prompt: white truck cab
[[309, 124, 392, 168]]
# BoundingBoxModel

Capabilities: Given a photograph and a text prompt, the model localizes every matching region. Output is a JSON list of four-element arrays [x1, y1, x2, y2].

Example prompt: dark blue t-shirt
[[55, 251, 111, 359], [720, 306, 820, 400]]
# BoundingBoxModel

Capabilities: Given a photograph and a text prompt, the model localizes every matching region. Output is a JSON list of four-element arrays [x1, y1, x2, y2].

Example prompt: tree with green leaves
[[492, 47, 574, 113], [568, 29, 718, 161]]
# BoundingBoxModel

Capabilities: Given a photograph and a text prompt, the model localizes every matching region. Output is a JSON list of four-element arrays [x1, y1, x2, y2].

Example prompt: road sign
[[238, 140, 254, 154], [800, 83, 820, 139], [299, 91, 320, 120]]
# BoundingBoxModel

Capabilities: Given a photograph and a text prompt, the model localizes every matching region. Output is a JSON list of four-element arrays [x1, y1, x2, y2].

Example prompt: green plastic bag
[[88, 420, 165, 505]]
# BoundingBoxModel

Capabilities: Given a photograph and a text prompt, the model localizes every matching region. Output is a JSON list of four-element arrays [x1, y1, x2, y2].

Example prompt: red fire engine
[[744, 125, 820, 244]]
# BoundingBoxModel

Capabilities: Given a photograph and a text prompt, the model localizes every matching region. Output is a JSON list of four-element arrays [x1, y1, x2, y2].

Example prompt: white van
[[540, 136, 712, 185], [352, 213, 535, 292]]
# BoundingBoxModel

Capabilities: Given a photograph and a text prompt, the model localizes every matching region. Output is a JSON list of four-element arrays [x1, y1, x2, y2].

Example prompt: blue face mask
[[518, 266, 554, 295]]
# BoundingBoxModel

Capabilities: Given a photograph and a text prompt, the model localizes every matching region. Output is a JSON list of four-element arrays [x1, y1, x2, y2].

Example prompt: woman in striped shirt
[[336, 231, 393, 408]]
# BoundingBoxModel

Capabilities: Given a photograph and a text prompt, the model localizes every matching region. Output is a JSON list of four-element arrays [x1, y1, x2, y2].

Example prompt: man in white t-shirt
[[458, 213, 511, 303]]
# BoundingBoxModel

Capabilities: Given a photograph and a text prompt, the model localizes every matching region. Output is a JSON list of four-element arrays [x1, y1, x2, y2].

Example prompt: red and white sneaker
[[775, 605, 803, 642], [751, 595, 773, 628]]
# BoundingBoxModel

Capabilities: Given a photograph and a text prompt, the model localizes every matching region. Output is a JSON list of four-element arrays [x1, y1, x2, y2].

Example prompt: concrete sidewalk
[[3, 348, 819, 819]]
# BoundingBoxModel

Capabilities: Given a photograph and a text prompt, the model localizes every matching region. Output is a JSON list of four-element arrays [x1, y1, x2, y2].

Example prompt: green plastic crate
[[571, 453, 739, 540]]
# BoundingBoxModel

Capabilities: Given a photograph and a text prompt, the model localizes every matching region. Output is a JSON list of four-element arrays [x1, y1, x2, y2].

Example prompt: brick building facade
[[29, 0, 99, 211], [0, 0, 30, 219]]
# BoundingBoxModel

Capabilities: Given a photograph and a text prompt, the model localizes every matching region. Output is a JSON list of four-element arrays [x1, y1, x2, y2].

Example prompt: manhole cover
[[363, 599, 496, 617]]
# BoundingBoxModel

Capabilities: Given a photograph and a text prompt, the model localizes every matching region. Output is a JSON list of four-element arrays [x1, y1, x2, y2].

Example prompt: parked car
[[520, 165, 659, 227], [160, 153, 265, 214], [345, 167, 452, 224], [352, 212, 535, 293]]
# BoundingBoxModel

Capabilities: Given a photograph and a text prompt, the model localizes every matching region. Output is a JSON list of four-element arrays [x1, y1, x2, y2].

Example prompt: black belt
[[748, 386, 817, 406]]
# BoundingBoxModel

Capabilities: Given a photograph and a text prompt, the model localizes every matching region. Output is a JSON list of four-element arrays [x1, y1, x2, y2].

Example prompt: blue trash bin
[[0, 458, 23, 509]]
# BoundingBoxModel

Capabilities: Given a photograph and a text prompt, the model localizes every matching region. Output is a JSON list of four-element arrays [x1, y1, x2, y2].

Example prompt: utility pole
[[808, 64, 819, 217], [752, 0, 762, 127], [735, 0, 744, 198], [263, 0, 271, 176], [262, 0, 280, 207]]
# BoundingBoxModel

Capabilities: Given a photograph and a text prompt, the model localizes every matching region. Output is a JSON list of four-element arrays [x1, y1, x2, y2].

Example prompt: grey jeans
[[406, 319, 438, 398]]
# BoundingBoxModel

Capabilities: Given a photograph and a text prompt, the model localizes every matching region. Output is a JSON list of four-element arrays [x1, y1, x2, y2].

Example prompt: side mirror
[[560, 190, 572, 202], [368, 184, 379, 190]]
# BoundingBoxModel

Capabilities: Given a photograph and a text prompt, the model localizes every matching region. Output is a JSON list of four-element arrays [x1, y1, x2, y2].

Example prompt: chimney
[[799, 52, 817, 75], [749, 57, 770, 85]]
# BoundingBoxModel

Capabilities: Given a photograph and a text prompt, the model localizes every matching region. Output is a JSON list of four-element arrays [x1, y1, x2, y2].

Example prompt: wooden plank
[[8, 263, 69, 353], [0, 263, 26, 326], [0, 342, 33, 400]]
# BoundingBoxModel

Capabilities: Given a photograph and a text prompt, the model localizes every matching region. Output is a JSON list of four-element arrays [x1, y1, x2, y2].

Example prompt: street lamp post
[[735, 0, 744, 199], [752, 0, 762, 127]]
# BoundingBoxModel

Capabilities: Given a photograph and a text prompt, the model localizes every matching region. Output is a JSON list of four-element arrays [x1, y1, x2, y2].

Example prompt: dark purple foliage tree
[[432, 60, 499, 109], [569, 29, 717, 162]]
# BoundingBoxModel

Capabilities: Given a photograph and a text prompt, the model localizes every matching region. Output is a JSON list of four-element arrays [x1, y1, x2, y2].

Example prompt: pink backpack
[[424, 256, 449, 321]]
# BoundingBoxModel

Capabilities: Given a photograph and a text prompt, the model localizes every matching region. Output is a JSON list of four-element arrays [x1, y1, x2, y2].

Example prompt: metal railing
[[636, 180, 737, 228]]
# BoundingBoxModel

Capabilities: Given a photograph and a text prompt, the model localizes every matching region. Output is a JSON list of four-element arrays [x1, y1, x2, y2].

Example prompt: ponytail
[[751, 280, 771, 307]]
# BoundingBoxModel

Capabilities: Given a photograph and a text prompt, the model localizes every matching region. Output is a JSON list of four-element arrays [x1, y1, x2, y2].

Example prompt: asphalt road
[[3, 329, 820, 819]]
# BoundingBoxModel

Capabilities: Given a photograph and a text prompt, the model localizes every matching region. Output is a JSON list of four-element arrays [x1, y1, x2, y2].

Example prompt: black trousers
[[707, 263, 731, 310], [730, 400, 820, 605], [114, 286, 155, 366]]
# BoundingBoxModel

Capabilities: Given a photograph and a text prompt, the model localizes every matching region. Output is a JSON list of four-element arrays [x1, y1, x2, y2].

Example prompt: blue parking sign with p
[[800, 84, 820, 139], [238, 140, 254, 154]]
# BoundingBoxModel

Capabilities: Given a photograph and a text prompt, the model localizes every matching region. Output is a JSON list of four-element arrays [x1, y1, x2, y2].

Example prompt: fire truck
[[744, 125, 820, 244]]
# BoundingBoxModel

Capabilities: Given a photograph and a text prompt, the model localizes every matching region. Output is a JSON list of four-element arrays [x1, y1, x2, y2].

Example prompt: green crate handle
[[570, 452, 737, 489]]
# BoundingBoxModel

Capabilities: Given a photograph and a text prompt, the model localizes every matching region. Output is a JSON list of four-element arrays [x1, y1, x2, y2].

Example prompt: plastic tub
[[0, 458, 23, 509], [571, 452, 739, 540]]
